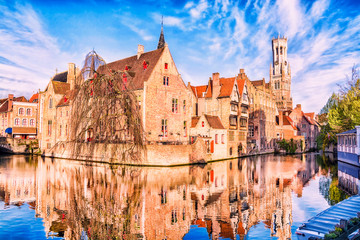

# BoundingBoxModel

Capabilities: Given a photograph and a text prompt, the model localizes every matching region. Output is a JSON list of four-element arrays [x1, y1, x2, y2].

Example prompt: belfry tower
[[270, 36, 293, 111]]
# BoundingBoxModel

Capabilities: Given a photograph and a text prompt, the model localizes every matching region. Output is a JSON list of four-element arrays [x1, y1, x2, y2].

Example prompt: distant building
[[337, 126, 360, 167], [269, 36, 293, 111], [189, 70, 249, 157], [0, 94, 38, 139]]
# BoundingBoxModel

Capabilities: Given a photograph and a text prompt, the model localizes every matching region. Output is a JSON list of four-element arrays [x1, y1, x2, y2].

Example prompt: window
[[239, 131, 246, 141], [172, 99, 178, 113], [26, 108, 31, 116], [143, 61, 148, 70], [229, 147, 233, 156], [48, 120, 52, 136], [248, 125, 254, 137], [49, 97, 53, 109], [59, 125, 62, 136], [19, 108, 24, 115], [14, 118, 20, 126], [280, 47, 283, 55], [165, 63, 168, 69], [231, 103, 238, 111], [161, 119, 168, 137], [229, 116, 237, 127], [22, 118, 27, 126], [302, 124, 306, 129], [221, 134, 225, 144], [202, 121, 205, 127], [215, 134, 218, 144], [229, 131, 234, 141], [205, 140, 210, 153], [241, 106, 247, 114], [66, 111, 68, 117], [183, 100, 186, 113], [240, 118, 247, 128], [183, 121, 187, 137], [30, 119, 35, 126], [163, 76, 169, 86]]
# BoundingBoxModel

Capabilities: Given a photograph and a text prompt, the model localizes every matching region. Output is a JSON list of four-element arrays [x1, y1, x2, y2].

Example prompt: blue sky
[[0, 0, 359, 113]]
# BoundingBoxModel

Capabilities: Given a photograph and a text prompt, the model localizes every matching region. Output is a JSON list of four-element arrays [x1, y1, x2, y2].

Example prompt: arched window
[[22, 118, 27, 126], [19, 108, 24, 115], [14, 118, 20, 126], [30, 119, 35, 126], [280, 47, 283, 55], [49, 97, 53, 109], [26, 108, 31, 116]]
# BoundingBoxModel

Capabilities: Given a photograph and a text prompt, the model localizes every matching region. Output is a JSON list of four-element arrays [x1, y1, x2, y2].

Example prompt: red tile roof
[[0, 101, 8, 113], [191, 85, 207, 98], [251, 79, 264, 87], [205, 115, 225, 129], [13, 96, 27, 102], [236, 77, 246, 96], [219, 77, 235, 98], [57, 89, 77, 107], [191, 116, 200, 128], [29, 93, 38, 103], [204, 81, 212, 98], [97, 47, 165, 90]]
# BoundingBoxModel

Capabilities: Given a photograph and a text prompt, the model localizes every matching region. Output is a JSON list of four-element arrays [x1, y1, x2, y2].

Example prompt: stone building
[[243, 74, 278, 153], [289, 104, 319, 150], [190, 114, 227, 160], [190, 71, 249, 157], [269, 36, 293, 111], [38, 64, 79, 151], [0, 94, 38, 139]]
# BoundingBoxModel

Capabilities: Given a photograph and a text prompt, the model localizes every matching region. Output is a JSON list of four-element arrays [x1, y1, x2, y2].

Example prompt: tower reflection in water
[[0, 153, 348, 240]]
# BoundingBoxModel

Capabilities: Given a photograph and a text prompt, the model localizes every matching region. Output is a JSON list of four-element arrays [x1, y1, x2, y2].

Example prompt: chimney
[[68, 63, 76, 90], [296, 104, 301, 111], [212, 72, 220, 86], [137, 45, 144, 59], [8, 94, 13, 111], [279, 111, 283, 126]]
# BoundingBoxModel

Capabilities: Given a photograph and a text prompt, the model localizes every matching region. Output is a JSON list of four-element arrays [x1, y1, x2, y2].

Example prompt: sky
[[0, 0, 359, 113]]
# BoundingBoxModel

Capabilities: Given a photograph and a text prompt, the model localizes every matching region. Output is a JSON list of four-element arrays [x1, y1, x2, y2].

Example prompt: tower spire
[[157, 16, 165, 49]]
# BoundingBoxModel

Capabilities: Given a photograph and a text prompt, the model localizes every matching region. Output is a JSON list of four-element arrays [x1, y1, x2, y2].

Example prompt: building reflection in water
[[0, 153, 346, 240]]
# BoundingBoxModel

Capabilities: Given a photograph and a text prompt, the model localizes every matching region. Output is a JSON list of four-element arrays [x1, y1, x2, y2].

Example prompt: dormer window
[[165, 63, 168, 70], [143, 61, 148, 70]]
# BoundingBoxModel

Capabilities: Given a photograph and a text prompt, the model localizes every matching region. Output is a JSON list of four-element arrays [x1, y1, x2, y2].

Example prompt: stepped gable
[[97, 47, 165, 91], [204, 115, 225, 129], [218, 77, 235, 98]]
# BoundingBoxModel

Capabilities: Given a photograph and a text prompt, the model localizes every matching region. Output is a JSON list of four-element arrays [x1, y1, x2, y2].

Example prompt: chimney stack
[[68, 63, 76, 90], [212, 72, 220, 86], [279, 111, 283, 126], [137, 45, 144, 59], [296, 104, 301, 111], [8, 94, 13, 111]]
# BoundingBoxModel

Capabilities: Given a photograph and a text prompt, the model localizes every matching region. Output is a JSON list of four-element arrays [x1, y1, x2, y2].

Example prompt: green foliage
[[316, 123, 337, 150], [327, 67, 360, 133], [278, 139, 298, 153], [324, 232, 337, 239]]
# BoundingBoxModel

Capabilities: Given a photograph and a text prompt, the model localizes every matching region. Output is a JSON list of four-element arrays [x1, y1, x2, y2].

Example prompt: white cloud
[[0, 3, 72, 99]]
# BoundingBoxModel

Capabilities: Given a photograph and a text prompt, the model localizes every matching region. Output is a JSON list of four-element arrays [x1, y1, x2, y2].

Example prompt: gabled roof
[[251, 79, 264, 87], [52, 81, 70, 95], [13, 96, 27, 102], [97, 47, 165, 90], [191, 85, 207, 98], [277, 114, 297, 130], [191, 116, 200, 128], [236, 77, 246, 96], [219, 77, 235, 98], [204, 81, 212, 98], [0, 101, 8, 113], [29, 93, 38, 103], [53, 71, 68, 82], [204, 115, 225, 129]]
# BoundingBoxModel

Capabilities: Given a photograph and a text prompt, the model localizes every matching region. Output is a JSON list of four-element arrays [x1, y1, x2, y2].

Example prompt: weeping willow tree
[[67, 51, 145, 162]]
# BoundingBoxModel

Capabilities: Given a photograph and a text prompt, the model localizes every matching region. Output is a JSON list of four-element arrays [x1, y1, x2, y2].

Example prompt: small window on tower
[[165, 63, 168, 70], [280, 47, 283, 55]]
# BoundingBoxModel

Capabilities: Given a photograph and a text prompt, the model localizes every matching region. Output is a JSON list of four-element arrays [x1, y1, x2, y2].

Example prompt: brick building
[[269, 36, 293, 111], [0, 94, 38, 139], [190, 70, 249, 157]]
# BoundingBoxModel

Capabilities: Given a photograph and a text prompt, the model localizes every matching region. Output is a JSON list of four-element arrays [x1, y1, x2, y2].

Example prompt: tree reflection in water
[[0, 153, 350, 240]]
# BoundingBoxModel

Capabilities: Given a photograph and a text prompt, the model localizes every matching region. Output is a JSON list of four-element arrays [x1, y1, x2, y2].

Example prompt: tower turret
[[157, 17, 165, 49]]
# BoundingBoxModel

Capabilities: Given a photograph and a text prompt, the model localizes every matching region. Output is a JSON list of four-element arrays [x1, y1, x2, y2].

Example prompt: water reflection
[[0, 153, 357, 240]]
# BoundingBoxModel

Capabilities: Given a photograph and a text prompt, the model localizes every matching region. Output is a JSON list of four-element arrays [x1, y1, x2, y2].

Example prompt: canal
[[0, 153, 358, 239]]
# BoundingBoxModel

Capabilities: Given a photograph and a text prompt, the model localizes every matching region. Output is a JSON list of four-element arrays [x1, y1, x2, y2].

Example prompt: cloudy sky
[[0, 0, 359, 112]]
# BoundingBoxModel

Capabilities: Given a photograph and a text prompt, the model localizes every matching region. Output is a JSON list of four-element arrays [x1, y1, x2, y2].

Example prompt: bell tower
[[270, 35, 293, 111]]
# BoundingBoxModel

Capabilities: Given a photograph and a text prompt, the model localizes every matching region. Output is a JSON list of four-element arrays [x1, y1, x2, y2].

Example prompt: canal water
[[0, 153, 358, 240]]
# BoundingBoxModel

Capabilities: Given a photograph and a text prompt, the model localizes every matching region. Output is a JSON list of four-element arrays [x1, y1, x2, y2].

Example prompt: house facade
[[0, 94, 38, 139], [337, 126, 360, 167]]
